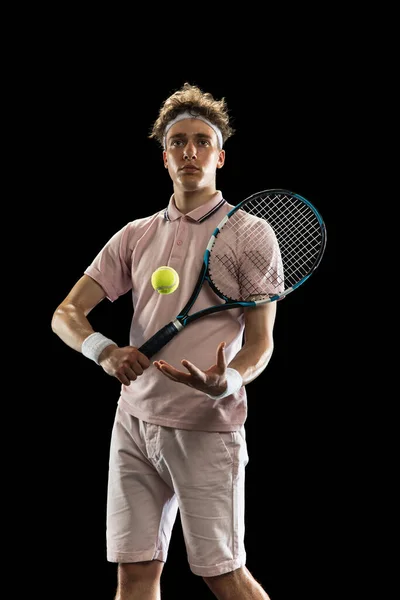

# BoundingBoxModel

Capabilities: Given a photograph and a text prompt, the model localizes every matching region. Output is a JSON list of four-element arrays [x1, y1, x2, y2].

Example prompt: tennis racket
[[139, 188, 326, 359]]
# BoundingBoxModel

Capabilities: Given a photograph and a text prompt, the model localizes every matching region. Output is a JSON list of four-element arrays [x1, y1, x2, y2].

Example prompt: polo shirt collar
[[164, 191, 226, 223]]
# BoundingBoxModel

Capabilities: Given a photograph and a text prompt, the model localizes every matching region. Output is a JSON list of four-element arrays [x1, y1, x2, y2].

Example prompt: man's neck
[[173, 187, 218, 215]]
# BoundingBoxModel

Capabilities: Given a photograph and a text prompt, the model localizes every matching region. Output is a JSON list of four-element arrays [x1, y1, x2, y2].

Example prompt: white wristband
[[81, 332, 116, 365], [206, 368, 243, 400]]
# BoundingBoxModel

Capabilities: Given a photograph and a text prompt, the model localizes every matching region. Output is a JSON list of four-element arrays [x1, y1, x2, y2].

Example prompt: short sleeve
[[84, 223, 133, 301]]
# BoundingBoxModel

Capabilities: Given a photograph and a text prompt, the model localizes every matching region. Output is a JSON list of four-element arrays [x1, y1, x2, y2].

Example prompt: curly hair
[[149, 82, 235, 148]]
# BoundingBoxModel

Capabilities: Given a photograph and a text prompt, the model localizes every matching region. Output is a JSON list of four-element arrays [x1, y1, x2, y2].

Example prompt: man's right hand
[[99, 345, 151, 385]]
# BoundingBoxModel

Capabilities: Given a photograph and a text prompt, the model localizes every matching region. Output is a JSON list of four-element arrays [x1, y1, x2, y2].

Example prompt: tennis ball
[[151, 266, 179, 295]]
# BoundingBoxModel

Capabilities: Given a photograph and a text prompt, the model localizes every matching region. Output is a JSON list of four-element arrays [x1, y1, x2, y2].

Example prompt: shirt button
[[177, 240, 183, 246]]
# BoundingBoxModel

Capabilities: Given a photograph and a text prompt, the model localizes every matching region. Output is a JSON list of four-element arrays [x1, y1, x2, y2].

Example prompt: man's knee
[[118, 560, 164, 585], [203, 566, 243, 590], [203, 566, 270, 598]]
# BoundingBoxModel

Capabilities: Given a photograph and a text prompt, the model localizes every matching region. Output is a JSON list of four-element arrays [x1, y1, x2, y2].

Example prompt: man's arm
[[229, 302, 277, 385], [51, 274, 150, 385], [51, 274, 107, 351]]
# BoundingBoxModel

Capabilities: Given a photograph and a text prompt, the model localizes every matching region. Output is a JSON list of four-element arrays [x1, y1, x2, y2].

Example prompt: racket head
[[206, 189, 327, 304]]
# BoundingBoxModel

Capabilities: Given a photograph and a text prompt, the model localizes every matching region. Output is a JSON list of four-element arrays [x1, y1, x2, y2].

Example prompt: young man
[[52, 83, 277, 600]]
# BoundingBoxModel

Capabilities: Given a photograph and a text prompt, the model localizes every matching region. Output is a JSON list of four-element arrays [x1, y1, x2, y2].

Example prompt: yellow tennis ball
[[151, 266, 179, 295]]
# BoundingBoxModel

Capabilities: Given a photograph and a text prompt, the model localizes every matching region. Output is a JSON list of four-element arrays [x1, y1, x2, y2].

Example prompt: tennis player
[[52, 82, 279, 599]]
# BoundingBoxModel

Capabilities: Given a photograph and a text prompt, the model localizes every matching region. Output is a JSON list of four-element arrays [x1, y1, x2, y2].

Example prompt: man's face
[[163, 119, 225, 191]]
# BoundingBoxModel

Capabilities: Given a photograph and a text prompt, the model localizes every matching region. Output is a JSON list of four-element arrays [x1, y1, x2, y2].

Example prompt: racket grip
[[138, 321, 181, 359]]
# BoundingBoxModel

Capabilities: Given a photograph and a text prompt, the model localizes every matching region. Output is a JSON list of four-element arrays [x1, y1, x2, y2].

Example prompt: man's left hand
[[153, 341, 229, 396]]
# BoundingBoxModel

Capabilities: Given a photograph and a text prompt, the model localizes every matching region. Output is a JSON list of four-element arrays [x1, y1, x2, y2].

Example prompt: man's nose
[[183, 142, 197, 160]]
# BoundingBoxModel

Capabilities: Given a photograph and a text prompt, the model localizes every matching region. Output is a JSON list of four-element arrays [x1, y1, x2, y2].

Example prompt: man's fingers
[[155, 360, 192, 383], [181, 359, 204, 379], [135, 363, 144, 375], [138, 352, 151, 369], [217, 342, 227, 370], [117, 374, 131, 386], [154, 360, 179, 376], [116, 366, 136, 386]]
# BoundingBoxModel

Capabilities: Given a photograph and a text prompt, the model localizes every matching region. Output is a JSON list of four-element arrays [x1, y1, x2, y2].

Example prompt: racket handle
[[138, 321, 181, 359]]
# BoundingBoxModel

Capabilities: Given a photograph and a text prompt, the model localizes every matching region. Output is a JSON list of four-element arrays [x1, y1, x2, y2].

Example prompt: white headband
[[163, 111, 223, 149]]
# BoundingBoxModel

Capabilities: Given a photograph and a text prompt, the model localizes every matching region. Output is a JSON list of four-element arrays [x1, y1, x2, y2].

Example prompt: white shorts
[[106, 405, 249, 577]]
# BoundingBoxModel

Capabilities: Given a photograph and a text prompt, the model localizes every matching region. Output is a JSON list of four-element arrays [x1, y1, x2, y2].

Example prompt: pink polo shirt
[[85, 191, 248, 432]]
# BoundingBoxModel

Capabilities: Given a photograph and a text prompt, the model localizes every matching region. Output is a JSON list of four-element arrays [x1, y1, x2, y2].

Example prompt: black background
[[33, 46, 342, 600]]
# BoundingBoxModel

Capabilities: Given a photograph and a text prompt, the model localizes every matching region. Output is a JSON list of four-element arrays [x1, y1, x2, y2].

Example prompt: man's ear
[[217, 149, 225, 168]]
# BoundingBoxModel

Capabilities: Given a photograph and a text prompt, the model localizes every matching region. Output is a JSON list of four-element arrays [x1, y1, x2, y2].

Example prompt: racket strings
[[213, 253, 241, 282], [242, 251, 283, 288], [209, 192, 324, 301], [213, 250, 276, 300]]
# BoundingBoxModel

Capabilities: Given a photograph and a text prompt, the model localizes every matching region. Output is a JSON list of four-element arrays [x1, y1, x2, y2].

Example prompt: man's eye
[[172, 140, 183, 147]]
